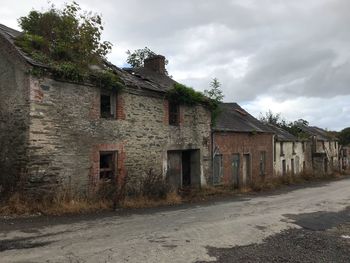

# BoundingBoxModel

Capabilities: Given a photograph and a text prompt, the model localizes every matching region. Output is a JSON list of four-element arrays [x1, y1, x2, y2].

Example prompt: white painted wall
[[274, 141, 305, 176]]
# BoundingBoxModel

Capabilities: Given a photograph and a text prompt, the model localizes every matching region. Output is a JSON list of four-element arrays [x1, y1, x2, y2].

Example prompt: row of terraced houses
[[0, 24, 345, 197]]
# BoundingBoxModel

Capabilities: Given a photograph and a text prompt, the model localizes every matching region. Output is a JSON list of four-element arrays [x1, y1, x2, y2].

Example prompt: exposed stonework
[[0, 36, 30, 191], [23, 77, 211, 195]]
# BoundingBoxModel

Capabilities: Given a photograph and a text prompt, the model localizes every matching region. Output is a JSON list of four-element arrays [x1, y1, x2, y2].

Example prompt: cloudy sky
[[1, 0, 349, 131]]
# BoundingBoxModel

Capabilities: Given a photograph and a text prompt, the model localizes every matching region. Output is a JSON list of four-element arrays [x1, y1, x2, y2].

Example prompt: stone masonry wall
[[0, 39, 30, 192], [26, 77, 211, 195]]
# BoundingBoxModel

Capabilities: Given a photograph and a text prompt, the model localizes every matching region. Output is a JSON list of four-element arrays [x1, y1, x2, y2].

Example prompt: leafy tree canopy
[[126, 47, 157, 68], [259, 110, 310, 139], [126, 47, 170, 76], [17, 2, 111, 67], [15, 2, 122, 89], [339, 127, 350, 146]]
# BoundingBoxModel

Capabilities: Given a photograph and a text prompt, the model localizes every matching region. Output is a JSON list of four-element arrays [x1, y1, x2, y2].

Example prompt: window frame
[[100, 91, 117, 119], [99, 151, 117, 181], [168, 101, 180, 126]]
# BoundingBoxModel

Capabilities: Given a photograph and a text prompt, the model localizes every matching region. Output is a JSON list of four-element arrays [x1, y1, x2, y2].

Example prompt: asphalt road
[[1, 178, 350, 263]]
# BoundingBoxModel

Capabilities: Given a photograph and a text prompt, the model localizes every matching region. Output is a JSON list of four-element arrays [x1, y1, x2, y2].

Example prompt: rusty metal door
[[167, 151, 182, 189]]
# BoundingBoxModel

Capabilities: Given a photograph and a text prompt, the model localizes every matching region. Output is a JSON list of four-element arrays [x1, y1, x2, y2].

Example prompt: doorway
[[182, 151, 191, 187], [167, 150, 200, 189]]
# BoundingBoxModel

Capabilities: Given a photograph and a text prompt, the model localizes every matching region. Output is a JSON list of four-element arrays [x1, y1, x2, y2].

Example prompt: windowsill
[[280, 153, 285, 157], [100, 116, 117, 120]]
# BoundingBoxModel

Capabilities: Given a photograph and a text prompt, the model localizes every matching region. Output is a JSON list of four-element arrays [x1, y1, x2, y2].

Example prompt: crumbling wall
[[0, 38, 30, 193], [274, 141, 306, 176], [26, 78, 211, 195]]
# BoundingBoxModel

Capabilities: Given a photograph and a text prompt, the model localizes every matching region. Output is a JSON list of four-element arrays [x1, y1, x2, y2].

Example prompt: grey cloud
[[1, 0, 349, 129]]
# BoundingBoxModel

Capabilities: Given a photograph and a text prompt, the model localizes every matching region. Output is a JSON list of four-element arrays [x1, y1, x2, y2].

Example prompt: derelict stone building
[[0, 24, 212, 195]]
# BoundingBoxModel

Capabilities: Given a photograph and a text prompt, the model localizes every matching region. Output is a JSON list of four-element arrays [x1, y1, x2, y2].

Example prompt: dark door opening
[[167, 149, 200, 189], [182, 151, 191, 187]]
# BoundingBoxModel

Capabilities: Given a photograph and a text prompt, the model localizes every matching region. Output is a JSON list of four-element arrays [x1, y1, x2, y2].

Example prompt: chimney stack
[[144, 55, 166, 74]]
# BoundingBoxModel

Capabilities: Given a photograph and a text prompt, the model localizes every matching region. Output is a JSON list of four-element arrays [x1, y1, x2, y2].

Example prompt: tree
[[339, 127, 350, 146], [126, 47, 170, 75], [259, 110, 310, 139], [259, 110, 286, 127], [15, 2, 124, 89], [126, 47, 156, 68], [204, 78, 224, 102], [16, 2, 112, 69]]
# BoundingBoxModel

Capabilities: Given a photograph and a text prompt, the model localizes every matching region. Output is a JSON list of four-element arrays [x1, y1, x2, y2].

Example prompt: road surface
[[1, 178, 350, 262]]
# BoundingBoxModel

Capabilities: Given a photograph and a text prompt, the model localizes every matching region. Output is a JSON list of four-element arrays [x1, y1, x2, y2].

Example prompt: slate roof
[[266, 124, 297, 141], [0, 24, 175, 94], [0, 24, 48, 68], [123, 67, 177, 93], [297, 125, 337, 141], [213, 103, 273, 133]]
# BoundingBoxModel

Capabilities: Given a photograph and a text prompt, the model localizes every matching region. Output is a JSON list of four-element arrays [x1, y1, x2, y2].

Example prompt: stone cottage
[[267, 124, 311, 176], [298, 125, 339, 175], [0, 24, 212, 196], [212, 103, 274, 188]]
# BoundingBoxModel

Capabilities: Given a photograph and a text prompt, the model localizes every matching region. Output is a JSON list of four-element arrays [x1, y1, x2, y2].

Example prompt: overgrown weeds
[[0, 191, 113, 216], [249, 171, 342, 192], [0, 169, 347, 216]]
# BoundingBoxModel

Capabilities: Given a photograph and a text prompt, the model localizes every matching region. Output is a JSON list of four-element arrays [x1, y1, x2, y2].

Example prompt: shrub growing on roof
[[15, 2, 123, 90]]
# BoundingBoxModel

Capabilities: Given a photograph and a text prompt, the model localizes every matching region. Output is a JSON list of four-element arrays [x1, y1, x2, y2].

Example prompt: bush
[[139, 169, 170, 199]]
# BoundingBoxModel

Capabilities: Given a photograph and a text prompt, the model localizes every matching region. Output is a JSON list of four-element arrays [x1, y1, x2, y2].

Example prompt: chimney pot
[[144, 55, 166, 74]]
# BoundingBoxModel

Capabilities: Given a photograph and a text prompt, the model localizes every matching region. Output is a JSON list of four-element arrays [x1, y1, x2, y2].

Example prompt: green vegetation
[[204, 78, 224, 102], [167, 83, 208, 106], [259, 110, 310, 139], [339, 127, 350, 146], [15, 2, 123, 90], [167, 83, 221, 125]]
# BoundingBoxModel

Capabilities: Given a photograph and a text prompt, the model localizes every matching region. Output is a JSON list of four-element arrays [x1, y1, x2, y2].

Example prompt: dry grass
[[250, 171, 344, 192], [121, 191, 182, 209], [0, 192, 113, 216], [1, 172, 348, 216]]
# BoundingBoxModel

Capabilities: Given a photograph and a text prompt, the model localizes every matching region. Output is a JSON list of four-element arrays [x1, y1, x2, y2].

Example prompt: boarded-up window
[[259, 151, 266, 176], [99, 152, 116, 181], [100, 92, 117, 119], [169, 102, 179, 126], [213, 154, 223, 185], [292, 142, 296, 154]]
